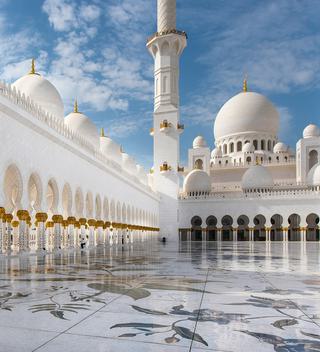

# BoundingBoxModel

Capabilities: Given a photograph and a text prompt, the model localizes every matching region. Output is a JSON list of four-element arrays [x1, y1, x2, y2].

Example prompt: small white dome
[[122, 152, 137, 175], [214, 91, 279, 141], [211, 148, 222, 158], [242, 164, 274, 189], [273, 142, 288, 153], [183, 169, 211, 194], [100, 134, 122, 164], [243, 142, 255, 153], [13, 73, 64, 120], [307, 163, 320, 185], [65, 108, 99, 147], [193, 136, 207, 149], [303, 124, 320, 139]]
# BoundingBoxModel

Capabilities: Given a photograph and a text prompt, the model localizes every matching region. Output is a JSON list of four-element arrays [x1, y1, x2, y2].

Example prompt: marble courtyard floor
[[0, 241, 320, 351]]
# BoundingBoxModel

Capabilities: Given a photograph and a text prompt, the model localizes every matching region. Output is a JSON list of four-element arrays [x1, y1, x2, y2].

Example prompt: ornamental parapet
[[180, 184, 320, 200]]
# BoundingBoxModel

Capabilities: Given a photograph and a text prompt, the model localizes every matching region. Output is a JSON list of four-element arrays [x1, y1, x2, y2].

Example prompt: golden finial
[[74, 99, 79, 113], [29, 58, 36, 74], [100, 128, 105, 137], [243, 74, 248, 92]]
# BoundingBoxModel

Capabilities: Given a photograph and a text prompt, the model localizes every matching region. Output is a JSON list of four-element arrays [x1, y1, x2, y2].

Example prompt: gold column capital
[[17, 210, 29, 221]]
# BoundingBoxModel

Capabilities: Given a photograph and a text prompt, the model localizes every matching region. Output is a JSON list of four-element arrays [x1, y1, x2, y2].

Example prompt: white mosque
[[0, 0, 319, 254]]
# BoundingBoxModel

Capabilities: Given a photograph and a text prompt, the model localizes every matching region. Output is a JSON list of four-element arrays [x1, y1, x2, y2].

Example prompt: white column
[[79, 218, 87, 248], [217, 228, 222, 242], [12, 221, 19, 251], [249, 228, 254, 242], [17, 210, 29, 253], [301, 227, 307, 242], [232, 228, 237, 242], [266, 228, 271, 242], [0, 208, 4, 254], [36, 213, 48, 252], [4, 214, 13, 253], [88, 219, 96, 248], [52, 215, 63, 250], [67, 217, 76, 249]]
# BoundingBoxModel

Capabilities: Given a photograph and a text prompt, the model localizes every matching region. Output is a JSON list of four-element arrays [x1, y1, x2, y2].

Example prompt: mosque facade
[[0, 0, 319, 253]]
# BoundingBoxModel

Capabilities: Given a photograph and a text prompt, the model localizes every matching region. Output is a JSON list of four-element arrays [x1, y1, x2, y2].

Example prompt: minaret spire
[[157, 0, 176, 32], [243, 75, 248, 92], [29, 58, 36, 75], [147, 0, 187, 239], [74, 99, 79, 113]]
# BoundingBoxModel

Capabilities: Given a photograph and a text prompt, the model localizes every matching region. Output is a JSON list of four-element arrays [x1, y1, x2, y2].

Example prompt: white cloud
[[42, 0, 75, 32]]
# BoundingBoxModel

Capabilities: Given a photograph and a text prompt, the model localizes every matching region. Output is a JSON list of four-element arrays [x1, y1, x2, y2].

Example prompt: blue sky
[[1, 0, 320, 169]]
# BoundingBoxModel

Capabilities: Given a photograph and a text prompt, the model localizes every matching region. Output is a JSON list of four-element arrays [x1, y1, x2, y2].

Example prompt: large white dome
[[307, 163, 320, 185], [242, 164, 274, 189], [183, 169, 211, 194], [100, 133, 122, 164], [13, 72, 64, 120], [214, 91, 279, 141], [65, 105, 99, 147]]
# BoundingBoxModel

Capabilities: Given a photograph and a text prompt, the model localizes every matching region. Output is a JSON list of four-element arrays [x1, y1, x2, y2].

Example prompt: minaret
[[147, 0, 187, 240]]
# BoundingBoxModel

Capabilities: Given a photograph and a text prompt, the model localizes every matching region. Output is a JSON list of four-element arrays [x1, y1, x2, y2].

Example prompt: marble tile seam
[[189, 268, 210, 352]]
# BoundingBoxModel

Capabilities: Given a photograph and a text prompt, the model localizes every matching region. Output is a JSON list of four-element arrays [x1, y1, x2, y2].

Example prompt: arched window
[[261, 140, 265, 150], [253, 140, 258, 150], [246, 156, 251, 163], [237, 141, 242, 152], [230, 142, 234, 153], [309, 150, 318, 171], [194, 159, 203, 170], [223, 144, 227, 154], [267, 140, 271, 151]]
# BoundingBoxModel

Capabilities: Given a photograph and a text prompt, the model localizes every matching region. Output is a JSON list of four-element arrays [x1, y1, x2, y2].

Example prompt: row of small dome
[[193, 135, 291, 157], [11, 62, 148, 183], [183, 161, 320, 194], [193, 122, 320, 158], [183, 164, 274, 194]]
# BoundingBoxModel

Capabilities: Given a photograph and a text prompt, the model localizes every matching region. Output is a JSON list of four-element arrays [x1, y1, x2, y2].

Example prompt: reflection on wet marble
[[0, 240, 320, 351]]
